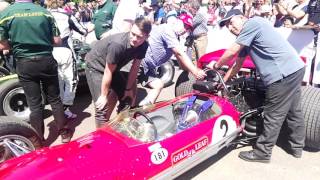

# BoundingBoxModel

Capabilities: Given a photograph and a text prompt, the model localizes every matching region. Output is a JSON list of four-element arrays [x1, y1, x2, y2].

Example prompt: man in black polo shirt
[[85, 17, 151, 128], [0, 0, 72, 143]]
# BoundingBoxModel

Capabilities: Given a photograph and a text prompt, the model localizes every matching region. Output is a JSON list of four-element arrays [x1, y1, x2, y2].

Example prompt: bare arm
[[172, 46, 206, 79], [125, 58, 142, 90], [101, 63, 117, 97], [53, 36, 62, 46], [172, 46, 198, 75], [223, 57, 246, 82], [0, 40, 10, 51], [208, 42, 244, 69]]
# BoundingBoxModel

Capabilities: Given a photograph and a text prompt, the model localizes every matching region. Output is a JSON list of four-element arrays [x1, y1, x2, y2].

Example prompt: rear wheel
[[301, 86, 320, 150], [0, 116, 42, 163], [0, 78, 30, 121], [242, 86, 320, 150]]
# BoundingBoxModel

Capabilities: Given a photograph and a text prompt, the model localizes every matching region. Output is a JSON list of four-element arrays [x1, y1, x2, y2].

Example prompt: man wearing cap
[[0, 0, 73, 143], [138, 15, 206, 106], [207, 9, 306, 163]]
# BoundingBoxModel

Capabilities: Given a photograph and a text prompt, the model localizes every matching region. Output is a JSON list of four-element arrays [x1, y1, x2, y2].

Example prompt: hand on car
[[193, 68, 207, 80], [95, 95, 108, 110], [206, 61, 218, 70]]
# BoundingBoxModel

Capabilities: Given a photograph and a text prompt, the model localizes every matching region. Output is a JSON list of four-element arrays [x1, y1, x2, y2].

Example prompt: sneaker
[[64, 109, 77, 119], [60, 129, 73, 144]]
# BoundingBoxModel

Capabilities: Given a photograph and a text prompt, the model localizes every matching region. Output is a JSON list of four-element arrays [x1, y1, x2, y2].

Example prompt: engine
[[227, 73, 266, 137]]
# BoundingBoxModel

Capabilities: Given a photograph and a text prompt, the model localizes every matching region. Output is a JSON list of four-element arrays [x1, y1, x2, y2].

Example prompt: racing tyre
[[0, 78, 30, 121], [0, 66, 9, 77], [0, 116, 42, 163], [301, 86, 320, 150], [175, 71, 196, 97], [157, 60, 175, 87]]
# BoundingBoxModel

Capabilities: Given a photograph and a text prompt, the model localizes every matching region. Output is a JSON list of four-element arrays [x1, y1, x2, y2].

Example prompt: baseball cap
[[218, 9, 243, 27], [179, 13, 193, 29]]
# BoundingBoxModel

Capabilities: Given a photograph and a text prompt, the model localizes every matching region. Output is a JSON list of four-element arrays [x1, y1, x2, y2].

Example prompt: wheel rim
[[0, 135, 35, 163], [3, 87, 30, 120]]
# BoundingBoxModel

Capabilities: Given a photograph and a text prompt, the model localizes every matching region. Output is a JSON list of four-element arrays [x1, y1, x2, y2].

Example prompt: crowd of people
[[0, 0, 319, 163]]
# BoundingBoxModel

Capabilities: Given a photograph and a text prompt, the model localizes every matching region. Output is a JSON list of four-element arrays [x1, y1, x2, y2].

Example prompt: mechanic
[[207, 9, 306, 163], [92, 0, 117, 40], [139, 14, 206, 106], [85, 17, 151, 128], [0, 0, 73, 143], [47, 0, 89, 119]]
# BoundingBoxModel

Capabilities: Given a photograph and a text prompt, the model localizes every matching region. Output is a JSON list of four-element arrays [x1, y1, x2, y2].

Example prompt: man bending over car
[[85, 17, 151, 128], [139, 14, 206, 106], [207, 9, 305, 163]]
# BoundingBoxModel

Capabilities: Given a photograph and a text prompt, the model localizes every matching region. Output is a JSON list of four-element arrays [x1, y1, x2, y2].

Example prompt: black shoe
[[290, 150, 302, 158], [239, 150, 270, 163], [60, 129, 73, 143]]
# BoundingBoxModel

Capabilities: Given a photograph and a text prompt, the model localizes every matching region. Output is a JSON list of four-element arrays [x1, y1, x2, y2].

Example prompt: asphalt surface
[[43, 67, 320, 180]]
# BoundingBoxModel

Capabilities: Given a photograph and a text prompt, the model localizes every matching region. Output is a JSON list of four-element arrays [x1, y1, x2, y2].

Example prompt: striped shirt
[[141, 24, 180, 75], [192, 10, 208, 37]]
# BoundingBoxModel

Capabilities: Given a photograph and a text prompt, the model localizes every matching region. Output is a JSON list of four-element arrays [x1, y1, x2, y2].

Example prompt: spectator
[[208, 9, 305, 162], [189, 0, 208, 61], [78, 2, 92, 24], [139, 14, 206, 106], [0, 0, 73, 143], [275, 0, 309, 27], [152, 1, 166, 24], [100, 0, 140, 38], [47, 0, 89, 119], [85, 17, 151, 128], [207, 0, 218, 26], [92, 0, 117, 40]]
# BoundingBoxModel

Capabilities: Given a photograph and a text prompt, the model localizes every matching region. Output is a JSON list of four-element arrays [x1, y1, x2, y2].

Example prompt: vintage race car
[[0, 85, 242, 179], [1, 27, 319, 179]]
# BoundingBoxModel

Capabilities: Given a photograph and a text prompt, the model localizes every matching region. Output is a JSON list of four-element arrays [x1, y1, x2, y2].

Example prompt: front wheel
[[157, 60, 175, 88], [0, 116, 42, 163], [175, 71, 196, 97]]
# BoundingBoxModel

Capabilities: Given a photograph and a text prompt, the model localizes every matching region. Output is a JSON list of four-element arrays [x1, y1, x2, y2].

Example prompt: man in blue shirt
[[208, 9, 306, 163], [139, 15, 206, 106]]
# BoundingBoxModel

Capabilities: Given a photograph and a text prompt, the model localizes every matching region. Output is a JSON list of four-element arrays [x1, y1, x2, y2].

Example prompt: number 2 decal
[[220, 119, 228, 137], [211, 115, 237, 144]]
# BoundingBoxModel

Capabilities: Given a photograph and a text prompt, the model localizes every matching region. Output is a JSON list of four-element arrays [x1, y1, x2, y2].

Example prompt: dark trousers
[[254, 67, 306, 158], [16, 56, 66, 137], [85, 67, 117, 128], [85, 66, 130, 128]]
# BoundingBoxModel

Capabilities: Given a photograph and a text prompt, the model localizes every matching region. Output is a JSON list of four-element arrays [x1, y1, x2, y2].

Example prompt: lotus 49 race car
[[0, 68, 244, 179]]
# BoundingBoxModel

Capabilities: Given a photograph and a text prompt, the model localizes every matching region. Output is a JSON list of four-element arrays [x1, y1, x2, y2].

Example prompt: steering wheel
[[133, 111, 158, 141], [192, 68, 230, 95]]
